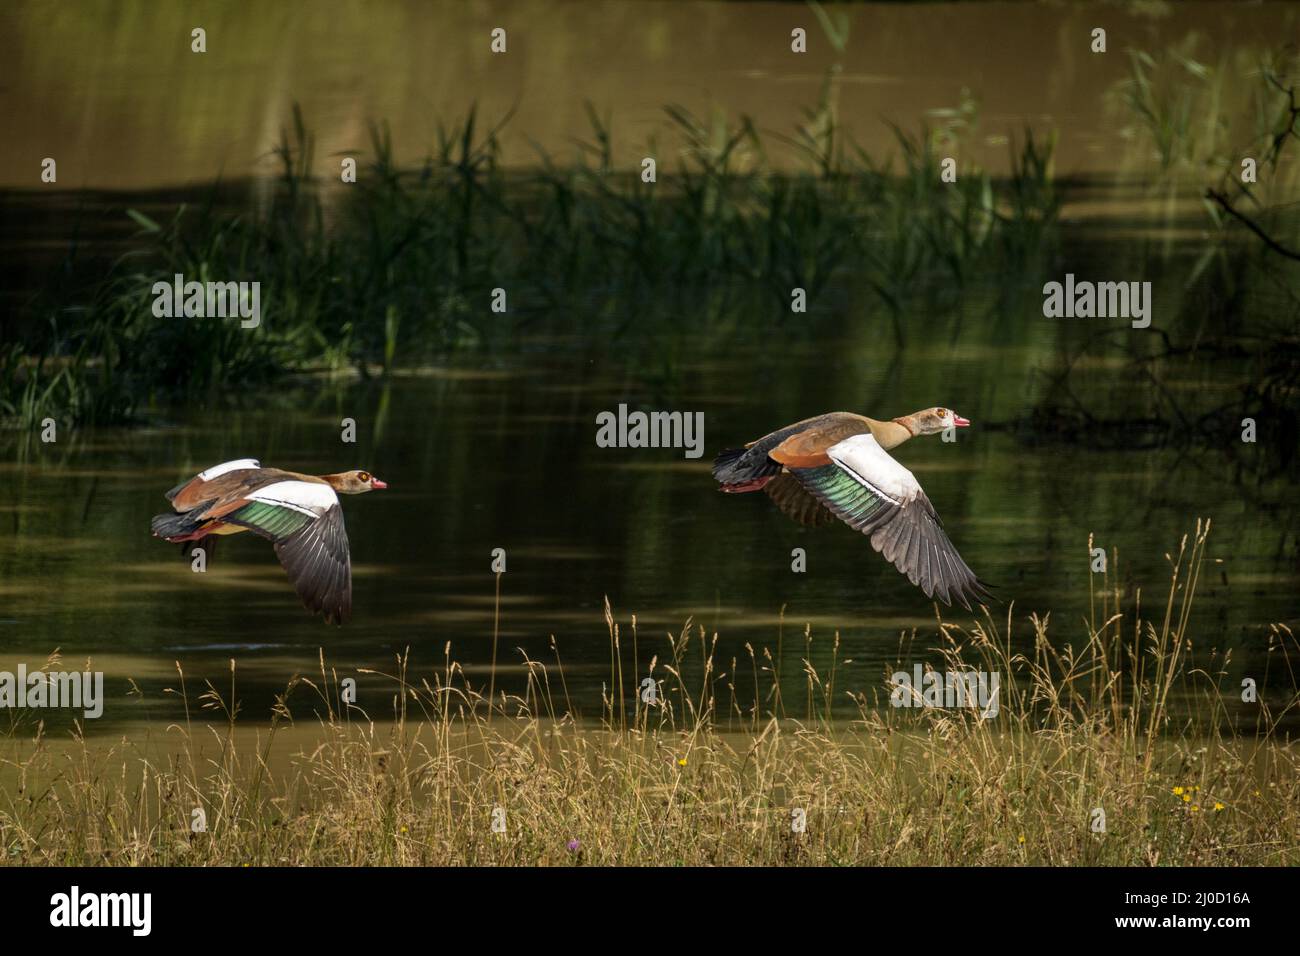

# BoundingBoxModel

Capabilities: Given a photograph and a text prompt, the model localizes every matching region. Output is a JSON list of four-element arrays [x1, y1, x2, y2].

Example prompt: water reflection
[[0, 337, 1294, 732], [1, 0, 1297, 735]]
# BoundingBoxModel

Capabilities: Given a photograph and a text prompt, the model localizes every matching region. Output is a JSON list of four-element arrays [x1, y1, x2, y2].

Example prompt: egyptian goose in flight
[[713, 408, 990, 609], [150, 459, 387, 624]]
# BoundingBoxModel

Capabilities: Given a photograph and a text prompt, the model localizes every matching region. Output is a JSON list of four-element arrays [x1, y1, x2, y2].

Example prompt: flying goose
[[713, 408, 990, 609], [150, 459, 387, 624]]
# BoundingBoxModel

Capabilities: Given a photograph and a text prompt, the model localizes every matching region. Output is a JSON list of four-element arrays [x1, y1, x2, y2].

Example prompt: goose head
[[901, 407, 971, 436], [325, 470, 388, 494]]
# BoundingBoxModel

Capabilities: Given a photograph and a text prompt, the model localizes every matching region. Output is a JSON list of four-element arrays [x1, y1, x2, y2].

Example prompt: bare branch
[[1206, 188, 1300, 262]]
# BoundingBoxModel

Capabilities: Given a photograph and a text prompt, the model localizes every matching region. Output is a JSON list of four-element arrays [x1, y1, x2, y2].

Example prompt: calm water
[[1, 331, 1294, 731], [1, 0, 1297, 732]]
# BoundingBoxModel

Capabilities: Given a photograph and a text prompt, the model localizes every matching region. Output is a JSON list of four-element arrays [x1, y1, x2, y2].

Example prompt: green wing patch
[[792, 464, 887, 530], [227, 500, 315, 541]]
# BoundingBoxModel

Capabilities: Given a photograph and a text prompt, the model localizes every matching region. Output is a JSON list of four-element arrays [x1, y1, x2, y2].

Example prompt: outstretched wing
[[789, 434, 988, 609], [273, 507, 352, 625], [222, 481, 352, 624], [763, 473, 835, 527]]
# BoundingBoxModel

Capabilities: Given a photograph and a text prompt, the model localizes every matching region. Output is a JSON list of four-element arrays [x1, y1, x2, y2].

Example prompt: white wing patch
[[198, 458, 261, 480], [247, 480, 339, 517], [826, 434, 922, 504]]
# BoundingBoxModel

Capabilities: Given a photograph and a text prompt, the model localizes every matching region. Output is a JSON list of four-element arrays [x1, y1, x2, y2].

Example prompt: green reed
[[3, 100, 1059, 428]]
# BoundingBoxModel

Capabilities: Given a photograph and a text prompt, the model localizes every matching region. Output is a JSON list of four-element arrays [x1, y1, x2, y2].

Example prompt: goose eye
[[358, 472, 371, 482], [935, 408, 946, 417]]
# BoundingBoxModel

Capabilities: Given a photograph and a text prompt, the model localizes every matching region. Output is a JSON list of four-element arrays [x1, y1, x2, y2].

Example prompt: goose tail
[[150, 510, 206, 542], [713, 447, 780, 492]]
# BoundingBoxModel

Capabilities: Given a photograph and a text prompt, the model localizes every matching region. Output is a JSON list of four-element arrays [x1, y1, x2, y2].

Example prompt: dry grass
[[1, 520, 1297, 866]]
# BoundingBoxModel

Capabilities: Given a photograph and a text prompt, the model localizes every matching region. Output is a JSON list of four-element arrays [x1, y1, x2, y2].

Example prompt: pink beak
[[371, 478, 388, 489], [953, 416, 971, 428]]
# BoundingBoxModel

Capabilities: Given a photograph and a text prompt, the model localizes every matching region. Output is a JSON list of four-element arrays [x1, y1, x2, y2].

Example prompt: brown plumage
[[151, 459, 387, 624], [764, 473, 836, 527], [713, 407, 990, 610]]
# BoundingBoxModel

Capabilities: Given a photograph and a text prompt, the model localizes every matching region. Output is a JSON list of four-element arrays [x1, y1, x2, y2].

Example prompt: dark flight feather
[[791, 464, 990, 610]]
